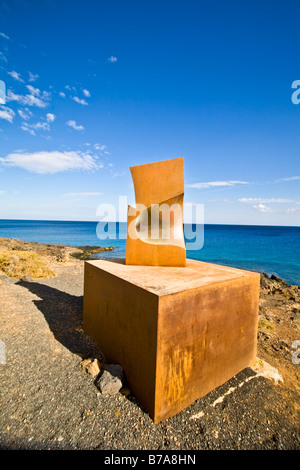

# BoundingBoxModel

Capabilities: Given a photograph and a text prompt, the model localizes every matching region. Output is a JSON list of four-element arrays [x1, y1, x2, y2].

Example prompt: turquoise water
[[0, 219, 299, 285]]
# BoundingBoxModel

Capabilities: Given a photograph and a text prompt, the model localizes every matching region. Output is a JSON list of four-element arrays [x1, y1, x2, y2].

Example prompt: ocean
[[0, 219, 299, 286]]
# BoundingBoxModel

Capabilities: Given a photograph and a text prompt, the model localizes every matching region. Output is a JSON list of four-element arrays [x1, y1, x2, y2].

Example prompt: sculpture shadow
[[17, 280, 102, 359], [16, 279, 148, 415]]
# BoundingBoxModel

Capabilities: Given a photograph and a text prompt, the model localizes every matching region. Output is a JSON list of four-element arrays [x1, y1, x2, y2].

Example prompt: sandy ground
[[0, 243, 299, 450]]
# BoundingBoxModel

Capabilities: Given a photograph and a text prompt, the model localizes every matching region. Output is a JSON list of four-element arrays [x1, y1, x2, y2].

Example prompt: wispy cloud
[[187, 180, 249, 189], [239, 197, 294, 204], [63, 192, 102, 197], [94, 144, 110, 154], [66, 120, 84, 131], [0, 51, 7, 63], [108, 56, 117, 63], [59, 91, 66, 98], [6, 90, 49, 108], [18, 108, 32, 121], [26, 84, 41, 96], [20, 113, 55, 135], [28, 72, 39, 83], [7, 70, 24, 83], [72, 96, 88, 106], [0, 105, 15, 123], [276, 176, 300, 182], [82, 89, 91, 98], [21, 121, 50, 136], [30, 121, 50, 131], [0, 150, 102, 174], [253, 204, 272, 213], [0, 32, 10, 40], [21, 123, 36, 135]]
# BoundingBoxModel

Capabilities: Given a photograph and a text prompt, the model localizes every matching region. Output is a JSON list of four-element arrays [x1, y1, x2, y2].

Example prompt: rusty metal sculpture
[[83, 156, 260, 423], [126, 157, 186, 266]]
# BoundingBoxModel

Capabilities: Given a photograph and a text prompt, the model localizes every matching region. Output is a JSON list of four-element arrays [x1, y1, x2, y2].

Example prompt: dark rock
[[270, 275, 289, 287], [96, 364, 125, 396], [260, 273, 270, 289]]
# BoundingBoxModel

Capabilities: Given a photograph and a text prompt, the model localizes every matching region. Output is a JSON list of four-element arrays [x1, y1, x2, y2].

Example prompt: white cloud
[[21, 121, 50, 135], [82, 89, 91, 97], [93, 143, 110, 155], [72, 96, 88, 106], [108, 56, 117, 63], [253, 204, 272, 213], [277, 176, 300, 182], [63, 192, 102, 197], [187, 180, 249, 189], [28, 72, 39, 82], [32, 122, 50, 131], [0, 150, 102, 174], [239, 197, 294, 204], [21, 124, 36, 136], [65, 85, 71, 91], [0, 105, 15, 123], [0, 32, 10, 40], [18, 108, 32, 120], [6, 90, 49, 108], [46, 113, 55, 123], [7, 70, 24, 83], [0, 52, 7, 63], [20, 114, 56, 135], [41, 90, 51, 100], [59, 92, 66, 98], [26, 84, 40, 96], [18, 112, 56, 135], [94, 144, 105, 151], [66, 120, 84, 131]]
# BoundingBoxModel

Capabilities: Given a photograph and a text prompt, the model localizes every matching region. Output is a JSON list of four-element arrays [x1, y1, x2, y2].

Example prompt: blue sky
[[0, 0, 299, 225]]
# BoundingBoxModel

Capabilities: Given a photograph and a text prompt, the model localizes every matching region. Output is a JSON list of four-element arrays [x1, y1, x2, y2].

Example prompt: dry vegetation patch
[[0, 249, 55, 279]]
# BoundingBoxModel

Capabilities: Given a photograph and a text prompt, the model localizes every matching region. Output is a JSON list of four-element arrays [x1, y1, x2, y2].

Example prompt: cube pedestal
[[83, 258, 260, 423]]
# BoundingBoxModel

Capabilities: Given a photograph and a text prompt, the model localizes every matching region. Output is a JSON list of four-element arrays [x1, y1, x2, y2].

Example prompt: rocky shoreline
[[0, 237, 114, 263], [0, 237, 299, 449]]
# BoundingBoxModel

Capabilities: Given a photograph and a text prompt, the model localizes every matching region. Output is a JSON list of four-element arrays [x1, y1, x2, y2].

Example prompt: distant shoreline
[[0, 218, 300, 228], [0, 221, 299, 286], [0, 236, 299, 287]]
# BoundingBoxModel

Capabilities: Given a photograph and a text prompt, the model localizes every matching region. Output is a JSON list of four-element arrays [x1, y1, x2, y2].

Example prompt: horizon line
[[0, 218, 299, 228]]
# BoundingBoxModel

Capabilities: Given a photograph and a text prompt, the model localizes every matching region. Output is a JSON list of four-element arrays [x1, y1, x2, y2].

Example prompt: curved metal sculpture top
[[126, 157, 186, 267]]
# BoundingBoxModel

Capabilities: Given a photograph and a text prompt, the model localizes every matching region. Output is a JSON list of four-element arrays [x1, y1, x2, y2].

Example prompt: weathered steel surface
[[83, 258, 260, 423], [125, 157, 186, 267]]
